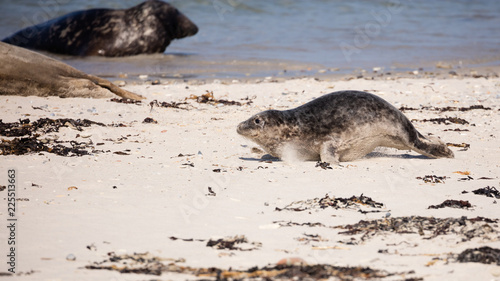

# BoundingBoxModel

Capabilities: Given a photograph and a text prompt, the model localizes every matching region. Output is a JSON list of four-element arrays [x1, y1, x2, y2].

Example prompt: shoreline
[[53, 50, 500, 84], [98, 61, 500, 87]]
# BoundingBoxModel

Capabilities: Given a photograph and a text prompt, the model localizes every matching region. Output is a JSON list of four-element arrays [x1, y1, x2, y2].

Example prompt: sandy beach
[[1, 72, 500, 280]]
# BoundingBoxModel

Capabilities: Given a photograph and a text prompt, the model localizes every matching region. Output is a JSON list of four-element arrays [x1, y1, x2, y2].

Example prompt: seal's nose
[[236, 123, 243, 135]]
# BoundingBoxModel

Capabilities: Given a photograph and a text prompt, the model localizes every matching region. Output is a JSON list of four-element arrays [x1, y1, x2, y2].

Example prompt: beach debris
[[335, 216, 499, 244], [169, 236, 205, 242], [399, 105, 491, 112], [478, 177, 495, 180], [0, 137, 96, 156], [295, 233, 329, 244], [457, 246, 500, 265], [414, 117, 469, 125], [0, 185, 5, 192], [86, 252, 405, 279], [109, 98, 142, 104], [446, 142, 470, 150], [86, 252, 180, 276], [443, 128, 469, 132], [458, 175, 474, 181], [428, 200, 472, 209], [454, 171, 471, 176], [149, 99, 189, 111], [86, 244, 97, 251], [113, 151, 130, 155], [315, 161, 333, 170], [206, 235, 261, 251], [416, 175, 446, 184], [472, 186, 500, 199], [186, 91, 253, 106], [206, 186, 216, 196], [142, 117, 158, 124], [436, 62, 453, 69], [276, 257, 308, 266], [273, 221, 326, 228], [0, 118, 105, 137], [0, 118, 143, 156], [171, 153, 194, 158], [275, 194, 384, 213], [66, 254, 76, 261], [67, 186, 78, 191]]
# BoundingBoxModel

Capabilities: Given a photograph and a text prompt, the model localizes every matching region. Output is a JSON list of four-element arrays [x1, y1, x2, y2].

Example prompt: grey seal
[[237, 91, 454, 164], [0, 42, 144, 100], [2, 0, 198, 57]]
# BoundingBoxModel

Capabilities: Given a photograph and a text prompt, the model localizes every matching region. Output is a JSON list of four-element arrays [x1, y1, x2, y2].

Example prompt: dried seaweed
[[109, 98, 142, 104], [443, 128, 469, 132], [86, 252, 404, 280], [0, 137, 96, 156], [273, 221, 326, 228], [169, 236, 205, 242], [428, 200, 472, 209], [275, 194, 384, 213], [0, 118, 105, 137], [416, 175, 446, 183], [315, 161, 332, 170], [472, 186, 500, 199], [335, 216, 498, 244], [186, 91, 253, 106], [142, 117, 158, 124], [400, 105, 491, 112], [414, 117, 469, 125], [0, 118, 125, 156], [206, 235, 261, 251], [457, 246, 500, 265], [446, 142, 470, 150], [295, 233, 329, 244], [149, 99, 189, 111]]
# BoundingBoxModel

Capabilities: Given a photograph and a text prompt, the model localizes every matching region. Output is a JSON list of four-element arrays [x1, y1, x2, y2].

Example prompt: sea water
[[1, 0, 499, 79]]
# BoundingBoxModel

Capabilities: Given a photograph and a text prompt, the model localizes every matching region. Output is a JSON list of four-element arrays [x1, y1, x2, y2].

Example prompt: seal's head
[[237, 110, 291, 156], [141, 0, 198, 39]]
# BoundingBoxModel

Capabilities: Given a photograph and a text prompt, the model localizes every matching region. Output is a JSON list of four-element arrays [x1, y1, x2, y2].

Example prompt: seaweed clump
[[335, 216, 498, 244]]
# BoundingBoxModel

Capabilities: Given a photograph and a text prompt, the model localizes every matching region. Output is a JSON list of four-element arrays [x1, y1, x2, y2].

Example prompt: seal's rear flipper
[[320, 141, 341, 165]]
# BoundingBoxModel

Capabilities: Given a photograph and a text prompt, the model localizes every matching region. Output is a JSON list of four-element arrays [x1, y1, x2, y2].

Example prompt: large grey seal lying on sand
[[237, 91, 454, 164], [0, 42, 144, 100], [2, 0, 198, 57]]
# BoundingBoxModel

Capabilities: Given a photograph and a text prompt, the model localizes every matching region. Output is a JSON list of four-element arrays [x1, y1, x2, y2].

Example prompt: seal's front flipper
[[320, 141, 340, 165]]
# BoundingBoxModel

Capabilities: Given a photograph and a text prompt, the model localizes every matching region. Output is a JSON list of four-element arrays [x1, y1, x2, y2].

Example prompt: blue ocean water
[[1, 0, 499, 79]]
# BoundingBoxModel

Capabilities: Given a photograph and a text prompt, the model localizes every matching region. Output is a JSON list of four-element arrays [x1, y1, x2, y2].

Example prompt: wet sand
[[1, 72, 500, 280]]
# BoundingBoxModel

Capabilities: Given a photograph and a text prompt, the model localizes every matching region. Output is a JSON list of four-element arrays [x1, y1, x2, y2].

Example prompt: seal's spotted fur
[[237, 91, 454, 164]]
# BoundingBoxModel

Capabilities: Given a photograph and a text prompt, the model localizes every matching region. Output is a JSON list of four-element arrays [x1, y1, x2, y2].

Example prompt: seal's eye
[[254, 118, 261, 125]]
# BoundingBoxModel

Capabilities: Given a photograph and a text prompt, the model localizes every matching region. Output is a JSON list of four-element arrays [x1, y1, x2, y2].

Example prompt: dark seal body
[[2, 0, 198, 57], [237, 91, 454, 164]]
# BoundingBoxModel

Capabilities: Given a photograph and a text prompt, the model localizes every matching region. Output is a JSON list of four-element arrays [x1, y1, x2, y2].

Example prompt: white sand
[[1, 76, 499, 280]]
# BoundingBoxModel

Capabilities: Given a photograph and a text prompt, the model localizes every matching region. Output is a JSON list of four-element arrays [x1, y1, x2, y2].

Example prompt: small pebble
[[66, 254, 76, 261], [114, 80, 126, 87]]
